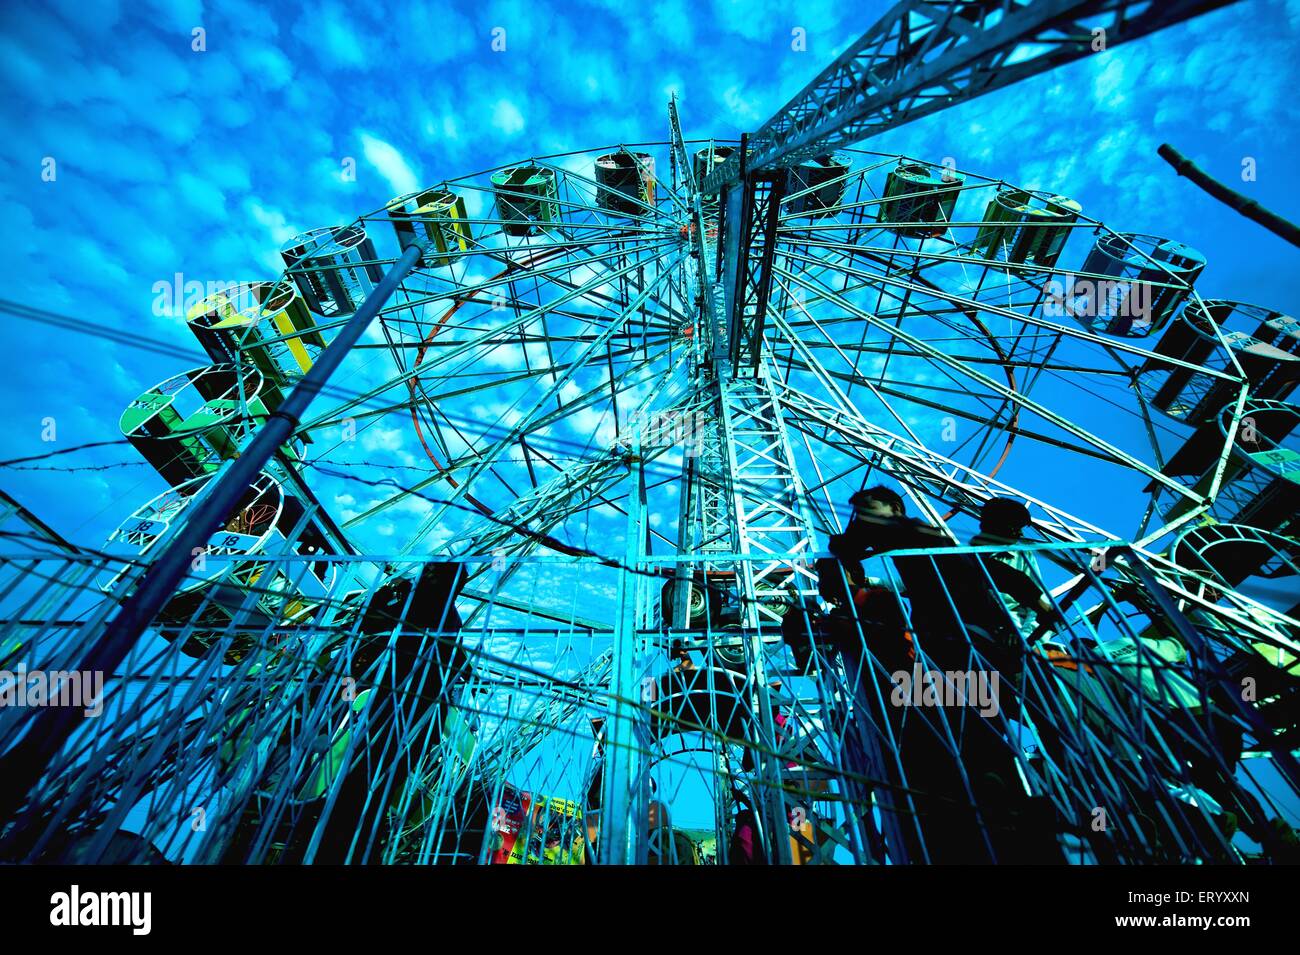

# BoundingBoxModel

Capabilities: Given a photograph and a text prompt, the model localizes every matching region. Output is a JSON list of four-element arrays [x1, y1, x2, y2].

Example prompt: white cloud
[[232, 40, 294, 89], [359, 132, 421, 197], [310, 3, 367, 69], [1091, 55, 1128, 111], [245, 199, 297, 246], [721, 82, 763, 125], [491, 98, 525, 136]]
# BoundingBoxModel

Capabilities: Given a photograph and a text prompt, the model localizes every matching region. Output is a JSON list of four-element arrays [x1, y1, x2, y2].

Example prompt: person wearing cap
[[823, 486, 949, 594], [833, 487, 951, 558], [969, 497, 1057, 637], [810, 486, 944, 660]]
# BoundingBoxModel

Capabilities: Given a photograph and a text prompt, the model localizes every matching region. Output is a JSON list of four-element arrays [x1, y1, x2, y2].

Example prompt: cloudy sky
[[1, 0, 1298, 549]]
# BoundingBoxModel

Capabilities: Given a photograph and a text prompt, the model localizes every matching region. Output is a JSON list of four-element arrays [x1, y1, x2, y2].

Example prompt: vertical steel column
[[726, 170, 788, 374], [720, 185, 745, 374], [598, 437, 649, 864], [715, 384, 794, 866]]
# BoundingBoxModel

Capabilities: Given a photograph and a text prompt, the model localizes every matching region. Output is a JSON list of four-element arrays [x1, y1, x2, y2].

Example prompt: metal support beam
[[598, 440, 649, 864], [702, 0, 1241, 195], [719, 370, 821, 626], [723, 154, 789, 375], [0, 237, 432, 829]]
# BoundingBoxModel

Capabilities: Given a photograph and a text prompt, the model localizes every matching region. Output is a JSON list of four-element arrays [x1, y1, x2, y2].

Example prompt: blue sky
[[1, 0, 1299, 550]]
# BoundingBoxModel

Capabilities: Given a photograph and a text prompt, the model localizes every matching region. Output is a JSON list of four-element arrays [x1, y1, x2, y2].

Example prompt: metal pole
[[598, 439, 648, 864], [1158, 143, 1300, 249], [0, 238, 431, 832]]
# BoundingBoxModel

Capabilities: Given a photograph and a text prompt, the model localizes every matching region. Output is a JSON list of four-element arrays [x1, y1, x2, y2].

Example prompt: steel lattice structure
[[2, 0, 1298, 866]]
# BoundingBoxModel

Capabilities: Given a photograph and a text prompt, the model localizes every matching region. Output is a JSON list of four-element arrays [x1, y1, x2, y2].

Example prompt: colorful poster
[[488, 787, 585, 865]]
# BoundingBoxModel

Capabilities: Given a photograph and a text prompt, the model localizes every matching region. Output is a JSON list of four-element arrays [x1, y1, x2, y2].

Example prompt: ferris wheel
[[2, 0, 1297, 868]]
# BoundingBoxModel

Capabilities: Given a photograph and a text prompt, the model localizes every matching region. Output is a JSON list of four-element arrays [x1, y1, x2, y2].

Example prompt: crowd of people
[[766, 485, 1300, 864], [210, 493, 1297, 866]]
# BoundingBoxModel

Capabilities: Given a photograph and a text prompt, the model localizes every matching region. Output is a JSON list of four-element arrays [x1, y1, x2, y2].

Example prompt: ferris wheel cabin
[[280, 225, 384, 317], [386, 187, 473, 266], [877, 160, 965, 237], [490, 165, 559, 236], [119, 364, 280, 487], [973, 187, 1082, 270], [103, 470, 339, 663], [594, 151, 656, 214], [1139, 300, 1300, 424], [785, 154, 852, 218], [186, 281, 324, 386], [1073, 232, 1206, 337]]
